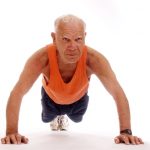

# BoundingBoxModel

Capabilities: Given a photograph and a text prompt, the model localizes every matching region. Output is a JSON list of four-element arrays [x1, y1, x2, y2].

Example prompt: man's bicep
[[91, 53, 121, 97], [88, 47, 125, 101], [97, 73, 121, 97], [12, 54, 43, 96]]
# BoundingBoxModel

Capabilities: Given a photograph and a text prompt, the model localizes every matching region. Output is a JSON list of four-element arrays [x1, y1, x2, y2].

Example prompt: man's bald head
[[54, 14, 86, 33]]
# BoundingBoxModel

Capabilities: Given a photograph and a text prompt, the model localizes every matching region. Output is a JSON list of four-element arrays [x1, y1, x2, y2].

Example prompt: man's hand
[[1, 133, 29, 144], [114, 134, 144, 145]]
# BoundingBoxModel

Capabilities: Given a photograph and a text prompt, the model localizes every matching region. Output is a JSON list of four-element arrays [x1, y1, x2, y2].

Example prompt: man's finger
[[5, 136, 11, 144], [136, 137, 144, 144], [138, 138, 144, 144], [10, 134, 18, 144], [1, 138, 6, 144], [133, 136, 141, 145], [21, 136, 29, 144], [129, 136, 136, 145], [121, 135, 130, 145], [16, 134, 22, 144], [114, 136, 120, 144]]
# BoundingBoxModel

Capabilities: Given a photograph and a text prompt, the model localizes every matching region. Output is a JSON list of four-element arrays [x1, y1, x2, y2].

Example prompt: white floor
[[0, 131, 149, 150]]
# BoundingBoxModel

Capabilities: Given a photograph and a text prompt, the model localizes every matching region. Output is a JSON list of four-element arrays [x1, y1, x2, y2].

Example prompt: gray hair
[[54, 14, 86, 32]]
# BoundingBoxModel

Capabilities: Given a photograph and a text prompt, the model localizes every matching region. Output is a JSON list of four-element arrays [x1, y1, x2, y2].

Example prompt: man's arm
[[87, 47, 143, 145], [1, 47, 48, 144]]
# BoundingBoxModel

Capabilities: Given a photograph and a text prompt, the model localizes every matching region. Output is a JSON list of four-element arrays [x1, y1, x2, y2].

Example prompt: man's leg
[[67, 93, 89, 123], [41, 87, 61, 130], [41, 87, 58, 122]]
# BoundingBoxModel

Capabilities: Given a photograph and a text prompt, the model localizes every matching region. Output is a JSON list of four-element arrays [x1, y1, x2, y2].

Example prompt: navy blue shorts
[[41, 87, 89, 123]]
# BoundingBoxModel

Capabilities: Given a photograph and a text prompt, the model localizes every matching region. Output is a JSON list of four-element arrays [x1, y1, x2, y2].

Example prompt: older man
[[1, 15, 143, 145]]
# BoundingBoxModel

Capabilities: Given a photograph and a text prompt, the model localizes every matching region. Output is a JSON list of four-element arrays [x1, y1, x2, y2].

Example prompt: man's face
[[52, 22, 86, 64]]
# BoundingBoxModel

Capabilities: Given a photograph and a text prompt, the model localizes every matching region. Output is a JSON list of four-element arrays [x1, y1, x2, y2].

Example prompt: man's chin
[[64, 59, 79, 64], [64, 56, 80, 64]]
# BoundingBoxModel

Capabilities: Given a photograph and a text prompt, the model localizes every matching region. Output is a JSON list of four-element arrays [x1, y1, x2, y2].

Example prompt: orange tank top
[[42, 44, 89, 104]]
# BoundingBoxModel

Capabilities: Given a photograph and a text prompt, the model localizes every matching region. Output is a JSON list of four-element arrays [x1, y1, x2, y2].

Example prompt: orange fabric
[[42, 44, 89, 104]]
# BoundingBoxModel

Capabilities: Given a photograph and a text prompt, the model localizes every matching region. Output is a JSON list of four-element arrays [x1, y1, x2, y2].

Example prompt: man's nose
[[68, 41, 77, 50]]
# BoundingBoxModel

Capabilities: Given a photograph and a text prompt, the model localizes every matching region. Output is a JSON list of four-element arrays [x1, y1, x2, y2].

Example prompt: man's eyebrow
[[61, 35, 70, 39], [76, 36, 82, 38], [62, 35, 69, 38]]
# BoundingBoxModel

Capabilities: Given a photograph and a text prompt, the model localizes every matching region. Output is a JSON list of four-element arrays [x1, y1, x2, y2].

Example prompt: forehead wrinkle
[[56, 26, 84, 40], [59, 31, 84, 39], [58, 22, 84, 33]]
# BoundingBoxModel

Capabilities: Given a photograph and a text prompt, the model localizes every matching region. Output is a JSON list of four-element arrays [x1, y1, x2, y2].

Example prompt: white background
[[0, 0, 150, 149]]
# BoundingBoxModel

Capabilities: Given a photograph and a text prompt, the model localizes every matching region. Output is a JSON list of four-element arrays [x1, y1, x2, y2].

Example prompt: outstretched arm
[[87, 47, 144, 145], [1, 47, 48, 144]]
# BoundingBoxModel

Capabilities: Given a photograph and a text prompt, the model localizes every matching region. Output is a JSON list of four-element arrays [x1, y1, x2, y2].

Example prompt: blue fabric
[[41, 87, 89, 123]]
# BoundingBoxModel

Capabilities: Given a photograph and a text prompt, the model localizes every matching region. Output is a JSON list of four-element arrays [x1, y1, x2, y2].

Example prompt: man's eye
[[75, 38, 82, 42], [63, 38, 70, 42]]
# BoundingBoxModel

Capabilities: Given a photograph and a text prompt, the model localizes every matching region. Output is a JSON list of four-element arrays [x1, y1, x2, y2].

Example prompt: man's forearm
[[115, 97, 131, 131], [6, 93, 22, 135]]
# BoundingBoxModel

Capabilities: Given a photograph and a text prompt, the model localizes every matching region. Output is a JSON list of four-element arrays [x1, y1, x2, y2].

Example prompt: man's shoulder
[[86, 46, 103, 62], [86, 46, 100, 73], [28, 45, 49, 68], [86, 46, 109, 73]]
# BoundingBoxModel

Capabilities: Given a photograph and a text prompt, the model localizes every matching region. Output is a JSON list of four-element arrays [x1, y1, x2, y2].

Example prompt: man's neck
[[57, 55, 77, 71]]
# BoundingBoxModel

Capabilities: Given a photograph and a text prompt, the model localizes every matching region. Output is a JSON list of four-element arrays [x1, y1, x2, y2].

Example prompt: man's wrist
[[6, 128, 18, 135], [120, 129, 132, 135]]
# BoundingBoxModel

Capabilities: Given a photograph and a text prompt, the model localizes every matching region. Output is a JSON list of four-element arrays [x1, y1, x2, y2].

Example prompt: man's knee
[[68, 115, 83, 123], [42, 113, 56, 123]]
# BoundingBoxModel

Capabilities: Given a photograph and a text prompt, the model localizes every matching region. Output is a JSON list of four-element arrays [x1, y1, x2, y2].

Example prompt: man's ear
[[51, 32, 56, 43], [84, 32, 87, 37]]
